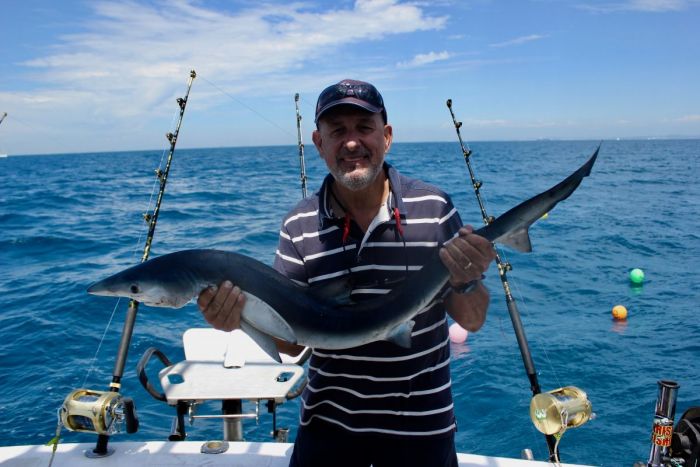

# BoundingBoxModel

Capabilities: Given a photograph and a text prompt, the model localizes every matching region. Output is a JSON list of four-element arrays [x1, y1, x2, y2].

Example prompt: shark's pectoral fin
[[240, 321, 282, 363], [384, 320, 415, 348], [499, 227, 533, 253], [241, 293, 297, 344]]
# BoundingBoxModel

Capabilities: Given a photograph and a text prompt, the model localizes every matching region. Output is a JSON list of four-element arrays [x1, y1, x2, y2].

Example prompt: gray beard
[[330, 162, 383, 192]]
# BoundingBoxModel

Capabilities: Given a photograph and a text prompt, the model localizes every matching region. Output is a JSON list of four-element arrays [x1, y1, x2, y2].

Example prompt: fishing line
[[59, 74, 198, 461], [298, 94, 317, 117], [503, 256, 565, 391], [0, 112, 33, 129], [447, 110, 598, 462], [199, 75, 295, 138], [89, 71, 197, 456], [504, 273, 565, 462], [446, 99, 560, 459], [453, 142, 564, 379], [80, 113, 179, 388], [467, 143, 565, 394], [81, 299, 121, 387], [445, 136, 563, 460], [460, 179, 564, 391]]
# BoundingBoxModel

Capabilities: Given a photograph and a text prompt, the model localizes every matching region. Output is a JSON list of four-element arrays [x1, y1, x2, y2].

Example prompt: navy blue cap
[[315, 79, 387, 124]]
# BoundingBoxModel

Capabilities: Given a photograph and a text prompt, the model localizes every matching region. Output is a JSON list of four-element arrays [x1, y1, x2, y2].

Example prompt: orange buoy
[[612, 305, 628, 320]]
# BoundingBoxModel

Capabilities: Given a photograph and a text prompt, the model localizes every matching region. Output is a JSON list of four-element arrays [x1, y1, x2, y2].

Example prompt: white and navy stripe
[[272, 162, 463, 438]]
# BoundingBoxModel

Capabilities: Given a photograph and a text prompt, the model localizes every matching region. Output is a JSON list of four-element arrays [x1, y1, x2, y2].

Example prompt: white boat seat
[[182, 328, 311, 365], [157, 328, 309, 405]]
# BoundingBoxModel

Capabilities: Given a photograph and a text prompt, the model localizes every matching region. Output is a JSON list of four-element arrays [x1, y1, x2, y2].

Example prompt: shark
[[87, 146, 599, 360]]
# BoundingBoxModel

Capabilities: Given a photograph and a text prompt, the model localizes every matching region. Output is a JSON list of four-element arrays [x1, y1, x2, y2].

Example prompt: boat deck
[[0, 440, 590, 466]]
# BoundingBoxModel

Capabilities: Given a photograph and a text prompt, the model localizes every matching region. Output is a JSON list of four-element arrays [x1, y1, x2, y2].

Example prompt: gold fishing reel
[[530, 386, 593, 435], [61, 388, 139, 435]]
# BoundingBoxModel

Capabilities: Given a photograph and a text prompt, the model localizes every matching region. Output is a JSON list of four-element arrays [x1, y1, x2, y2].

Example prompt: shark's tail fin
[[479, 144, 600, 253]]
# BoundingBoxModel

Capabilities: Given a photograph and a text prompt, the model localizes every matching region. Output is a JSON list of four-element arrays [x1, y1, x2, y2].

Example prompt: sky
[[0, 0, 698, 155]]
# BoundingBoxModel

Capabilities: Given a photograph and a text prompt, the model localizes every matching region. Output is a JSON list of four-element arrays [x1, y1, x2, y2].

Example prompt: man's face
[[312, 106, 393, 192]]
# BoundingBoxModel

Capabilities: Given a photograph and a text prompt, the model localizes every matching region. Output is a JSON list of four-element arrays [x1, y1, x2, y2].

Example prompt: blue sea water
[[1, 140, 699, 466]]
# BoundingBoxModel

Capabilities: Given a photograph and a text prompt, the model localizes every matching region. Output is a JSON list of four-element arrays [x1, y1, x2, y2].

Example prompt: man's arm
[[443, 282, 490, 331], [438, 225, 496, 331]]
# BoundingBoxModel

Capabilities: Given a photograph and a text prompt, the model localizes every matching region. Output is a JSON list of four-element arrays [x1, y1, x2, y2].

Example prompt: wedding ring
[[463, 261, 473, 271]]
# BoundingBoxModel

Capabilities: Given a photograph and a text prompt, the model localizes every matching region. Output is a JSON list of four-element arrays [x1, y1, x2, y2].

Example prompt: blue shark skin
[[87, 147, 599, 358]]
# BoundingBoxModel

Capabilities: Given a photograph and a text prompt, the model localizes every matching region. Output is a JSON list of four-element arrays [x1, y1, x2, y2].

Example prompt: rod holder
[[647, 380, 680, 467]]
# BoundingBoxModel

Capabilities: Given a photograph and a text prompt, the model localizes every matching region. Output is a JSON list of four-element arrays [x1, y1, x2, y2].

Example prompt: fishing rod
[[58, 70, 197, 459], [446, 99, 562, 460], [294, 93, 308, 198], [0, 112, 7, 126]]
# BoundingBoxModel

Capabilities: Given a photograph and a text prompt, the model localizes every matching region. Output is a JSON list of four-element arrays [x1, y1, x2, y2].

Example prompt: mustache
[[337, 150, 371, 160]]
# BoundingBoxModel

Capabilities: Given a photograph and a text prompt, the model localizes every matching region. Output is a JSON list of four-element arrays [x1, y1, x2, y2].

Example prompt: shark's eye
[[130, 285, 140, 294]]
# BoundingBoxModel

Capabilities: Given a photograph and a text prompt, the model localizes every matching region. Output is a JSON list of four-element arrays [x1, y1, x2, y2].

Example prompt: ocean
[[1, 140, 698, 466]]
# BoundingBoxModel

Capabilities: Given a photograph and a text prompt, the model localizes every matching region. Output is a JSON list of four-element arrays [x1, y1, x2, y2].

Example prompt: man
[[198, 79, 496, 467]]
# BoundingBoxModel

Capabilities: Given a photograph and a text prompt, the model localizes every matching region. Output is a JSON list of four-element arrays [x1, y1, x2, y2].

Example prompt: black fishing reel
[[670, 407, 700, 467]]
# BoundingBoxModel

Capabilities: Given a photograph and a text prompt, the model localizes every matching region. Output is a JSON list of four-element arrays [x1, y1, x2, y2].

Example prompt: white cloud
[[676, 114, 700, 122], [24, 0, 447, 98], [466, 118, 511, 127], [396, 51, 451, 68], [629, 0, 686, 10], [489, 34, 548, 48], [5, 0, 447, 153], [20, 2, 445, 112], [577, 0, 691, 12]]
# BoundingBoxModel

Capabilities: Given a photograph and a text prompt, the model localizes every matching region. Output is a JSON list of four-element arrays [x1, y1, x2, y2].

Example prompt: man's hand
[[197, 280, 246, 332], [439, 226, 496, 287], [440, 225, 496, 331]]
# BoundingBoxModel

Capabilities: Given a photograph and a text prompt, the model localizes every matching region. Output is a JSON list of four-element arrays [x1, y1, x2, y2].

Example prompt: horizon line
[[4, 136, 699, 158]]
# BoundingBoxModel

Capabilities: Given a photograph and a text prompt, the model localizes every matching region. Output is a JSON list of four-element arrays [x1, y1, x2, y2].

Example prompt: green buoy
[[629, 268, 645, 285]]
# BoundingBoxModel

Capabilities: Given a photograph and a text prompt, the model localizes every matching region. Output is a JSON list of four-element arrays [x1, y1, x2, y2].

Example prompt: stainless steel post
[[647, 380, 680, 467], [222, 400, 243, 441]]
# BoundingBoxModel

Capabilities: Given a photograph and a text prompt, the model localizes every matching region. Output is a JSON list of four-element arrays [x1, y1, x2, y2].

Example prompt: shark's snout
[[86, 276, 128, 297], [86, 281, 107, 295]]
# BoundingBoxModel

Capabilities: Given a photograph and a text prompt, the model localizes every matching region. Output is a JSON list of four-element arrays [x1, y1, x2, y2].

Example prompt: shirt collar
[[318, 162, 406, 229]]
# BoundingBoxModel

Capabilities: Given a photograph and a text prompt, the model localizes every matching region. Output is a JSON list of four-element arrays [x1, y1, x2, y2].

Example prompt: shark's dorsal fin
[[500, 227, 533, 253]]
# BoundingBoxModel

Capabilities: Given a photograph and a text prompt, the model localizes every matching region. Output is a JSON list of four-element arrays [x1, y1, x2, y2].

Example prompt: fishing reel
[[60, 388, 139, 435], [669, 407, 700, 467], [530, 386, 593, 435]]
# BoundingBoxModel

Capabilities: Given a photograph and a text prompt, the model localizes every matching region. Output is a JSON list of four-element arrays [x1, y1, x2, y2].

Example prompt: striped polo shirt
[[272, 162, 463, 438]]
